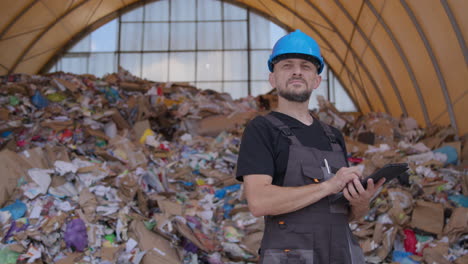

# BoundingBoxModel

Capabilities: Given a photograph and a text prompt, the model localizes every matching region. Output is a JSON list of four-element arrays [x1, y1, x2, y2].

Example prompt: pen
[[324, 158, 331, 174]]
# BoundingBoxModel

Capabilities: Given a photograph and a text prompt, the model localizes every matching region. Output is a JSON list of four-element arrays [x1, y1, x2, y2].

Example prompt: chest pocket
[[301, 162, 324, 185]]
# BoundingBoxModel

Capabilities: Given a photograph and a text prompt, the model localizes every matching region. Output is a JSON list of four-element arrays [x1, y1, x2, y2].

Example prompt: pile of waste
[[317, 95, 468, 264], [0, 69, 466, 264]]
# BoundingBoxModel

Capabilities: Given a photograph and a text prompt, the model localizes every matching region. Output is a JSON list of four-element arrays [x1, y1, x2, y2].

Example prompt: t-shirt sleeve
[[235, 116, 276, 182]]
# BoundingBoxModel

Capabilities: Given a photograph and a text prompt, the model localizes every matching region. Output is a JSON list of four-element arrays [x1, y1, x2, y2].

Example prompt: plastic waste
[[433, 145, 458, 165], [4, 219, 29, 242], [0, 131, 12, 138], [46, 93, 66, 102], [448, 195, 468, 208], [9, 95, 20, 106], [404, 229, 418, 254], [64, 218, 88, 252], [31, 90, 49, 109], [392, 250, 420, 264], [0, 248, 20, 264], [214, 184, 241, 199], [0, 199, 27, 220]]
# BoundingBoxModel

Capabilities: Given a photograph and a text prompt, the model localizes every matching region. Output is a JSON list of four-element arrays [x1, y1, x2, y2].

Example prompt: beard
[[278, 78, 312, 103]]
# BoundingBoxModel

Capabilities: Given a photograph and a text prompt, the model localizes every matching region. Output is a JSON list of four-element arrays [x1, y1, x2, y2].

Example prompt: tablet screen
[[361, 163, 409, 188]]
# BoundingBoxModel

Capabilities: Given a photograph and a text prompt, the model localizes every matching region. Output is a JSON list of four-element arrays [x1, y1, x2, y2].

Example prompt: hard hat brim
[[268, 53, 324, 74]]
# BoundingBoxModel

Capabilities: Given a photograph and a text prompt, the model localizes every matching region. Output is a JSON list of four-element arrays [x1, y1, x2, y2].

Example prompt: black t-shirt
[[236, 111, 348, 185]]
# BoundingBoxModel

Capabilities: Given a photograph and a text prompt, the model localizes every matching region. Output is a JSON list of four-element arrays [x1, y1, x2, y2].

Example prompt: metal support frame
[[365, 0, 430, 127], [400, 0, 458, 136], [441, 0, 468, 66], [0, 0, 40, 40], [332, 0, 406, 115], [281, 0, 378, 112], [8, 0, 92, 74]]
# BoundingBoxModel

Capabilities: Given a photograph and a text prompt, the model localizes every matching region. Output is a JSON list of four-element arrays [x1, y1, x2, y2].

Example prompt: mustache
[[287, 77, 307, 85]]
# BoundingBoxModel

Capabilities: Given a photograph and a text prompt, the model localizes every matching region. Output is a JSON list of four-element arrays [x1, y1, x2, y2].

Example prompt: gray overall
[[259, 114, 365, 264]]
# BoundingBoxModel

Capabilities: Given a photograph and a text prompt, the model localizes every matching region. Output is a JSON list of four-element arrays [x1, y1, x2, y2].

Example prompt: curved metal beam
[[0, 0, 40, 40], [0, 63, 8, 71], [40, 0, 161, 74], [271, 0, 374, 111], [400, 0, 458, 135], [365, 0, 430, 127], [8, 0, 92, 74], [441, 0, 468, 66], [300, 0, 387, 112], [340, 0, 365, 76], [332, 0, 407, 116]]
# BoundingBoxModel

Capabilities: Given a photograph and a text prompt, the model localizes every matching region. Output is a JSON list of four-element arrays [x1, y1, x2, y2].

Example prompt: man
[[236, 30, 385, 264]]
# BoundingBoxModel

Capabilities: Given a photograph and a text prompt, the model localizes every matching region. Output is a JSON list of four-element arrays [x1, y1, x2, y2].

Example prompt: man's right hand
[[325, 166, 361, 194]]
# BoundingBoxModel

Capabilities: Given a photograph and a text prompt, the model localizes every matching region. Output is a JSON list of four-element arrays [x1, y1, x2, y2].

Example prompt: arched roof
[[0, 0, 467, 136]]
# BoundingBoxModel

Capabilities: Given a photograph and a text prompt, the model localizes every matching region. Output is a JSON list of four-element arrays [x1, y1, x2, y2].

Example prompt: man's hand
[[325, 166, 362, 194], [344, 177, 386, 220]]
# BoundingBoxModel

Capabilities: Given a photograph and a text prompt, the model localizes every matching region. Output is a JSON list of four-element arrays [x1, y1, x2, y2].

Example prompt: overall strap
[[318, 121, 342, 152], [263, 114, 302, 146]]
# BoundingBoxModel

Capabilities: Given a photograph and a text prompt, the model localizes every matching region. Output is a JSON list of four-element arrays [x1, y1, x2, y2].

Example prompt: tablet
[[331, 163, 409, 202], [360, 163, 409, 188]]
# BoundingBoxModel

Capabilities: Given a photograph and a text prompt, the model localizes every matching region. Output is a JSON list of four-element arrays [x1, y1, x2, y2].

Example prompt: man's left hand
[[343, 177, 385, 209]]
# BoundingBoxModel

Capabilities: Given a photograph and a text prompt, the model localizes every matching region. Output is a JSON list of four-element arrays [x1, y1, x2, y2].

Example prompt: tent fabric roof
[[0, 0, 467, 136]]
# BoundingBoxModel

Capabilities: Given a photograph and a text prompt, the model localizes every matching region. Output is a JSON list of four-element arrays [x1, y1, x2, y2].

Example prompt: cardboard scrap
[[157, 199, 183, 217], [0, 107, 9, 120], [78, 188, 98, 222], [18, 147, 50, 169], [241, 231, 262, 256], [128, 220, 179, 264], [454, 254, 468, 264], [110, 108, 131, 130], [422, 241, 451, 264], [443, 207, 468, 243], [0, 150, 33, 206], [117, 174, 138, 203], [132, 120, 151, 143], [53, 78, 80, 93], [40, 120, 74, 131], [187, 111, 257, 137], [361, 238, 379, 254], [54, 252, 85, 264], [376, 226, 397, 260], [411, 200, 444, 235], [175, 220, 210, 252], [99, 245, 122, 262]]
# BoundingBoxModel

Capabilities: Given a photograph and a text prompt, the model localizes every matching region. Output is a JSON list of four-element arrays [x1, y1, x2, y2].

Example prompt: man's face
[[269, 58, 322, 103]]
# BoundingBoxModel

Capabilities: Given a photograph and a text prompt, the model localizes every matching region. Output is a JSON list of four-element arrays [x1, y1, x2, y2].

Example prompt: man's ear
[[312, 75, 322, 90], [269, 72, 276, 88]]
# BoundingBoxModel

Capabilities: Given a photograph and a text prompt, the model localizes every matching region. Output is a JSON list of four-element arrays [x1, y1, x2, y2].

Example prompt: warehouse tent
[[0, 0, 466, 136]]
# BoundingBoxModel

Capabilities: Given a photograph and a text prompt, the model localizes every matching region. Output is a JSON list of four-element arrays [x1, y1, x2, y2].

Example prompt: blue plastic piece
[[449, 195, 468, 208], [99, 87, 121, 103], [268, 29, 324, 73], [0, 131, 12, 138], [215, 184, 241, 199], [0, 199, 27, 220], [180, 181, 193, 187], [31, 90, 49, 109], [215, 189, 226, 199], [433, 145, 458, 165], [223, 203, 234, 219], [392, 251, 420, 264]]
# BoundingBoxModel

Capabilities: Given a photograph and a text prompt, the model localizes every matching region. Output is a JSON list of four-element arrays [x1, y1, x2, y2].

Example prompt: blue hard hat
[[268, 29, 324, 74]]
